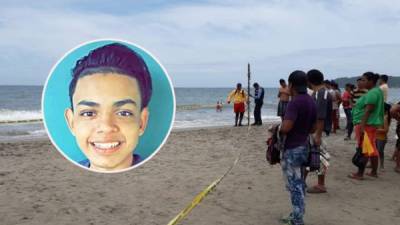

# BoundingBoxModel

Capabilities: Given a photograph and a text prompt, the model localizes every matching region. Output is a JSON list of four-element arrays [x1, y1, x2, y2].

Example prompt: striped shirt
[[352, 88, 367, 103]]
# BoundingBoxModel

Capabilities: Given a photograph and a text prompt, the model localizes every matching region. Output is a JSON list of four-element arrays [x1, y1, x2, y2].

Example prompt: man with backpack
[[279, 70, 317, 225]]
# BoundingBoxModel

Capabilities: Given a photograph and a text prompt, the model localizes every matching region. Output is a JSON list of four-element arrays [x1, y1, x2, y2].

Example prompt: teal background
[[43, 40, 175, 164]]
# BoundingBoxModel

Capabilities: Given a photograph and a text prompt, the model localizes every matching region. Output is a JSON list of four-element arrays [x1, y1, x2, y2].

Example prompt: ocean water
[[174, 87, 281, 129], [0, 85, 399, 141], [0, 86, 44, 141]]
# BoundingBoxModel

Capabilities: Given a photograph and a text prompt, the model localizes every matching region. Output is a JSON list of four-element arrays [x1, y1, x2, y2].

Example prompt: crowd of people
[[226, 71, 399, 225]]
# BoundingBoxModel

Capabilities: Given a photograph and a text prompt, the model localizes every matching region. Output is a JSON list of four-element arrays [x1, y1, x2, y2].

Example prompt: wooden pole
[[247, 63, 251, 126]]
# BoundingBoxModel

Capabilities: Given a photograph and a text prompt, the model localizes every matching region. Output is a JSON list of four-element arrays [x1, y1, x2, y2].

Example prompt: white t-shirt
[[329, 89, 340, 110], [380, 83, 389, 102]]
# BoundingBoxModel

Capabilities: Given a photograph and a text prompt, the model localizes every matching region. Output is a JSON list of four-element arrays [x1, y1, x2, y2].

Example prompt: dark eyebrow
[[114, 99, 137, 108], [77, 100, 100, 107]]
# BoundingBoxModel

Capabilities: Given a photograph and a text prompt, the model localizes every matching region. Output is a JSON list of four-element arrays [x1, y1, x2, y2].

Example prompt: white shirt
[[380, 83, 389, 102]]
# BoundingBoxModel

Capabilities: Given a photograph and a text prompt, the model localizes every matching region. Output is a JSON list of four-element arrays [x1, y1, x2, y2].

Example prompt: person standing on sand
[[349, 72, 384, 180], [306, 69, 332, 194], [331, 82, 342, 133], [379, 74, 389, 103], [227, 83, 248, 127], [279, 70, 316, 225], [323, 80, 333, 136], [392, 119, 400, 169], [277, 79, 290, 120], [250, 82, 264, 125], [342, 83, 354, 140], [390, 103, 400, 173], [376, 103, 391, 171], [352, 78, 368, 104]]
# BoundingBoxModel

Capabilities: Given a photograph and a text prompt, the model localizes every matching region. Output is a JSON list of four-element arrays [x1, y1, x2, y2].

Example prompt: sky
[[0, 0, 399, 87]]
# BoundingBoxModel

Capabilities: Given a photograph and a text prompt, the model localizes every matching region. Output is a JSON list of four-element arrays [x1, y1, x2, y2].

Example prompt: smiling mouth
[[90, 141, 122, 154]]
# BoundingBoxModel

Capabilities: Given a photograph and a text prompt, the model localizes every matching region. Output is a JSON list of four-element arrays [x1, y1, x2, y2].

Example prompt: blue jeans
[[281, 145, 308, 225]]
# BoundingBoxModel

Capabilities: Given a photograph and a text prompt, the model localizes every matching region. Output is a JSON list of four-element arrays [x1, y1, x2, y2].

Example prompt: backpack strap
[[315, 89, 328, 101]]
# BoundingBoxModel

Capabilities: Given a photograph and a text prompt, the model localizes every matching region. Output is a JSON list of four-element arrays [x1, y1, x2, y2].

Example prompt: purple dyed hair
[[69, 43, 152, 110]]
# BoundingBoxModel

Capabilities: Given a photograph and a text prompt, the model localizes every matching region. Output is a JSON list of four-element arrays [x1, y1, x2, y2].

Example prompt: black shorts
[[277, 101, 288, 117]]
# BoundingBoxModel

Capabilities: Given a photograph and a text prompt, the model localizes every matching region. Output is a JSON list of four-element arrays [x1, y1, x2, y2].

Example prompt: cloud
[[0, 0, 399, 86]]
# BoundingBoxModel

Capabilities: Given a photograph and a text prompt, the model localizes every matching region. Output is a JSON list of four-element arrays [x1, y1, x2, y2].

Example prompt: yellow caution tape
[[167, 179, 220, 225], [0, 119, 43, 124], [166, 121, 251, 225]]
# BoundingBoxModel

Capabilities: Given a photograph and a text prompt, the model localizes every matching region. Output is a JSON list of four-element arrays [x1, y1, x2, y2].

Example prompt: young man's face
[[65, 73, 148, 172]]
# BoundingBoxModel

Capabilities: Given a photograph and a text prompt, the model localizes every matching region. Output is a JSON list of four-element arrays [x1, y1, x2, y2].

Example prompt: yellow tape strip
[[0, 119, 43, 124], [167, 179, 220, 225], [167, 123, 250, 225]]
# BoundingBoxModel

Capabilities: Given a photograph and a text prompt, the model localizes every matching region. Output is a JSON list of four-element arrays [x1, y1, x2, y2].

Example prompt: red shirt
[[342, 91, 352, 109]]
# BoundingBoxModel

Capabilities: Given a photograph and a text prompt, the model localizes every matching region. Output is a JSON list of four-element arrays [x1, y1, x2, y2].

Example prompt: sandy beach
[[1, 124, 400, 225]]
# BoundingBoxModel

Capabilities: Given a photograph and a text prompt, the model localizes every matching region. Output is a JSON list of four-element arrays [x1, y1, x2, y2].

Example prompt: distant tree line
[[334, 75, 400, 88]]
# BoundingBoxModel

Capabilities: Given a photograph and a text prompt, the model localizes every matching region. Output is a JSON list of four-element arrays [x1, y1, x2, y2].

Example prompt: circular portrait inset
[[42, 39, 175, 173]]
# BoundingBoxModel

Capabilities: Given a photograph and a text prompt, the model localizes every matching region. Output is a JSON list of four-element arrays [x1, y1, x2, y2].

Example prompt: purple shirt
[[284, 94, 317, 149]]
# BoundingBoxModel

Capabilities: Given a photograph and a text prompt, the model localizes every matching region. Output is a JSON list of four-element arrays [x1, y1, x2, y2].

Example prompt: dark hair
[[306, 69, 324, 85], [69, 43, 152, 110], [380, 74, 389, 83], [384, 103, 392, 125], [324, 80, 331, 85], [235, 83, 244, 96], [331, 82, 339, 89], [345, 83, 354, 90], [288, 70, 307, 94], [362, 71, 380, 85], [253, 82, 259, 88], [279, 79, 285, 84]]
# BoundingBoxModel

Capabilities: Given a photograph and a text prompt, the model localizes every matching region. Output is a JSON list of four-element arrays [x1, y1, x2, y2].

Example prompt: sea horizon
[[1, 85, 400, 141]]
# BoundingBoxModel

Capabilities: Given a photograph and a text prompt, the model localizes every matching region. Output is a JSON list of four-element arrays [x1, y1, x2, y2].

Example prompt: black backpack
[[266, 126, 282, 165], [307, 137, 321, 171]]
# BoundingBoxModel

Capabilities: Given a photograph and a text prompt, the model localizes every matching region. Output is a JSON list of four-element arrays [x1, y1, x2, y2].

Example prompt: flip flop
[[348, 173, 364, 180]]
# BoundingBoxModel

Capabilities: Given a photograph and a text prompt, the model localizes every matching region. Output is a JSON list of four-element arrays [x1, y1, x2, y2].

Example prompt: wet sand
[[1, 125, 399, 225]]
